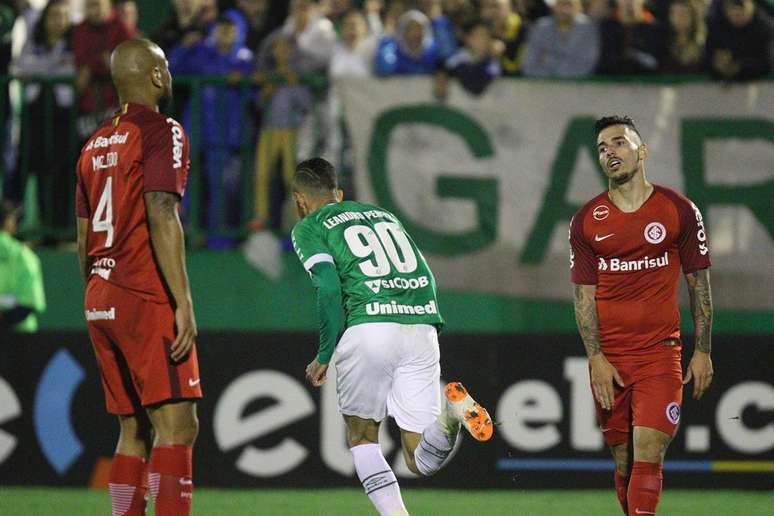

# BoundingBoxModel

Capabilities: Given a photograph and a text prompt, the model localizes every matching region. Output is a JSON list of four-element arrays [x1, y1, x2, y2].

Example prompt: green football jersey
[[292, 200, 444, 329]]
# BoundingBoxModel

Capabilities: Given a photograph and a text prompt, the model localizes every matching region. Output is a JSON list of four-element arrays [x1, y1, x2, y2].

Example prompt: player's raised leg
[[345, 416, 408, 516], [405, 382, 493, 477], [627, 427, 671, 516], [109, 413, 153, 516], [146, 401, 199, 516]]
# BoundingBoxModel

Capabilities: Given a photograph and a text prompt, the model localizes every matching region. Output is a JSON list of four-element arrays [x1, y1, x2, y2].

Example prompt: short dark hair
[[594, 115, 642, 141], [294, 157, 338, 193]]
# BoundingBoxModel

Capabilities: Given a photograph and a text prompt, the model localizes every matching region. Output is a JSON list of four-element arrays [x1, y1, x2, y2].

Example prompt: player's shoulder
[[80, 117, 118, 154], [652, 184, 695, 210], [352, 201, 402, 223], [573, 191, 609, 227], [291, 211, 321, 239], [130, 107, 183, 136]]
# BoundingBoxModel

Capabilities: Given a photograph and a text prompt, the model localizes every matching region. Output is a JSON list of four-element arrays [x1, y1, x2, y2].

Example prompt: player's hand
[[171, 302, 197, 362], [589, 353, 624, 411], [683, 351, 713, 400], [305, 358, 328, 388]]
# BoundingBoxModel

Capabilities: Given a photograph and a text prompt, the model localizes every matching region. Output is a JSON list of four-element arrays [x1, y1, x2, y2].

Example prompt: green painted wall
[[39, 250, 773, 334]]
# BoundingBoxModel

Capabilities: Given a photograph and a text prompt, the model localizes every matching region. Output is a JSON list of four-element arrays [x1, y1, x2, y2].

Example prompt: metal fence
[[2, 73, 769, 245], [0, 74, 328, 245]]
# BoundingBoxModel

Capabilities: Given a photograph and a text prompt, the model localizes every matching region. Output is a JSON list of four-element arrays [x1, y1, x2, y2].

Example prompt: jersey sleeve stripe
[[303, 253, 335, 271]]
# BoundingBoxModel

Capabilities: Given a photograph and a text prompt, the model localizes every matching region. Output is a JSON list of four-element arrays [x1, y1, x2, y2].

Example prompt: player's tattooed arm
[[685, 268, 713, 354], [573, 284, 601, 357], [76, 217, 90, 282], [574, 283, 623, 409]]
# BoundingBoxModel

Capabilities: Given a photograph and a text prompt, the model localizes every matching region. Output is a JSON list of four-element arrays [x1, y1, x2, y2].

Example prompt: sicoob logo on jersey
[[666, 402, 681, 424], [593, 205, 609, 221], [644, 222, 667, 244]]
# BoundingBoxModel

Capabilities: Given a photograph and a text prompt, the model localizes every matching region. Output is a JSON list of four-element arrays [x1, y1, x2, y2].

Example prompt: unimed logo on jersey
[[598, 252, 669, 272], [366, 300, 438, 316]]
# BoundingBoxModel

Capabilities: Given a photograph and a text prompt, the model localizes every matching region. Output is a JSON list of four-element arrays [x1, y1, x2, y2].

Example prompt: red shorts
[[85, 277, 203, 415], [593, 343, 683, 446]]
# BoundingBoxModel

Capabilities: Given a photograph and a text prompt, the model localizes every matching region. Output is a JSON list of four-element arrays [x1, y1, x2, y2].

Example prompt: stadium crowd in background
[[0, 0, 771, 249]]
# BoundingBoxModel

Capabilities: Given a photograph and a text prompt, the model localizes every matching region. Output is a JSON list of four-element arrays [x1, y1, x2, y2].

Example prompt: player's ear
[[151, 66, 163, 89], [335, 188, 344, 202], [638, 143, 648, 161]]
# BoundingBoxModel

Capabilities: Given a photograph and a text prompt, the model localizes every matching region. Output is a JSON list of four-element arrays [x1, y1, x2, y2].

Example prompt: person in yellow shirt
[[0, 202, 46, 332], [482, 0, 528, 75]]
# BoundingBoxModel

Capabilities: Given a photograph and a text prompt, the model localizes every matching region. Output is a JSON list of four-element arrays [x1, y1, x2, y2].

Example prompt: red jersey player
[[570, 116, 713, 515], [76, 39, 200, 516]]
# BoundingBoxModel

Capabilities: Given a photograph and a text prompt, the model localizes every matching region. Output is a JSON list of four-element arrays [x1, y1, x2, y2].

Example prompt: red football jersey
[[569, 185, 711, 359], [75, 103, 190, 303]]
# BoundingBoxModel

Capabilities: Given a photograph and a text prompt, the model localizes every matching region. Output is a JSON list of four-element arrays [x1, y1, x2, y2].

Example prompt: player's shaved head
[[110, 39, 172, 108]]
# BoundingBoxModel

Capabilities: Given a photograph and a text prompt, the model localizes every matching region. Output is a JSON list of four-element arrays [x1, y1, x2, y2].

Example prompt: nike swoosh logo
[[179, 478, 193, 486], [600, 428, 611, 433], [635, 509, 656, 514], [594, 233, 615, 241], [188, 378, 201, 387]]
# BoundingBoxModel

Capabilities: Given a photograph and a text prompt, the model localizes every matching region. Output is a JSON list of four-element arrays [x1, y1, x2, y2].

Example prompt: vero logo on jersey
[[598, 252, 670, 272], [364, 276, 429, 294], [167, 118, 184, 169]]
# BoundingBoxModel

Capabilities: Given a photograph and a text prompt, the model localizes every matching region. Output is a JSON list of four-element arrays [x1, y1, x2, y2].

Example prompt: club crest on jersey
[[666, 402, 681, 424], [644, 222, 667, 244], [593, 205, 610, 221]]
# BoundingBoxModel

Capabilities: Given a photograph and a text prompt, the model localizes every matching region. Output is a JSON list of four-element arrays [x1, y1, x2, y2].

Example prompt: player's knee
[[610, 444, 630, 475], [154, 410, 199, 446], [614, 459, 630, 476], [635, 437, 669, 463], [345, 418, 379, 447], [346, 432, 377, 448], [117, 415, 153, 455]]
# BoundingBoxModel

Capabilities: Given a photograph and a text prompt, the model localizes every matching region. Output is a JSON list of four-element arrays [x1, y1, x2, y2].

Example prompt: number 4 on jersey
[[92, 176, 114, 248]]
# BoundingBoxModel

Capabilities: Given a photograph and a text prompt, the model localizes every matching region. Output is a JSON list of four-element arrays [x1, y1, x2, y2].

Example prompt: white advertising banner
[[340, 78, 774, 309]]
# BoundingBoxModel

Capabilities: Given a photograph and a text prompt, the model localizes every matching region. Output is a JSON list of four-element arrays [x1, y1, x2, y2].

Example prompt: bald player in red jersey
[[76, 39, 200, 516], [570, 116, 714, 516]]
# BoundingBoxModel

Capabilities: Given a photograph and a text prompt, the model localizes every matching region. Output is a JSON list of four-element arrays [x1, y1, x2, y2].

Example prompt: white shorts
[[333, 322, 441, 433]]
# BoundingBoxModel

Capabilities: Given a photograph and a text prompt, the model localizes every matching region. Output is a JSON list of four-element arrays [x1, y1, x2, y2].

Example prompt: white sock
[[413, 419, 462, 476], [351, 443, 407, 516]]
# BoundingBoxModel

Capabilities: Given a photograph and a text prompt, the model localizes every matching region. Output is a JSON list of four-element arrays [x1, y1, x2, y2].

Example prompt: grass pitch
[[0, 487, 771, 515]]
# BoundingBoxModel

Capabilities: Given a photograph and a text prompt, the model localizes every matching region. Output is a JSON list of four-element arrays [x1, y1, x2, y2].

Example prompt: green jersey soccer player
[[291, 158, 493, 516]]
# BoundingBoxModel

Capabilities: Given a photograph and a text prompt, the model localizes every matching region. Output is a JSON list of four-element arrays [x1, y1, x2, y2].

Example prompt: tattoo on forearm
[[573, 285, 601, 358], [686, 269, 713, 354]]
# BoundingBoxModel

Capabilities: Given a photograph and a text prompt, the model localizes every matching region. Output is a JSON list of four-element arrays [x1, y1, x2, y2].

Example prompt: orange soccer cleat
[[444, 382, 494, 442]]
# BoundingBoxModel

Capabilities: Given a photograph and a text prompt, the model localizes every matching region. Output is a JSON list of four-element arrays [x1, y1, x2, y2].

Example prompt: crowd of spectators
[[0, 0, 771, 248]]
